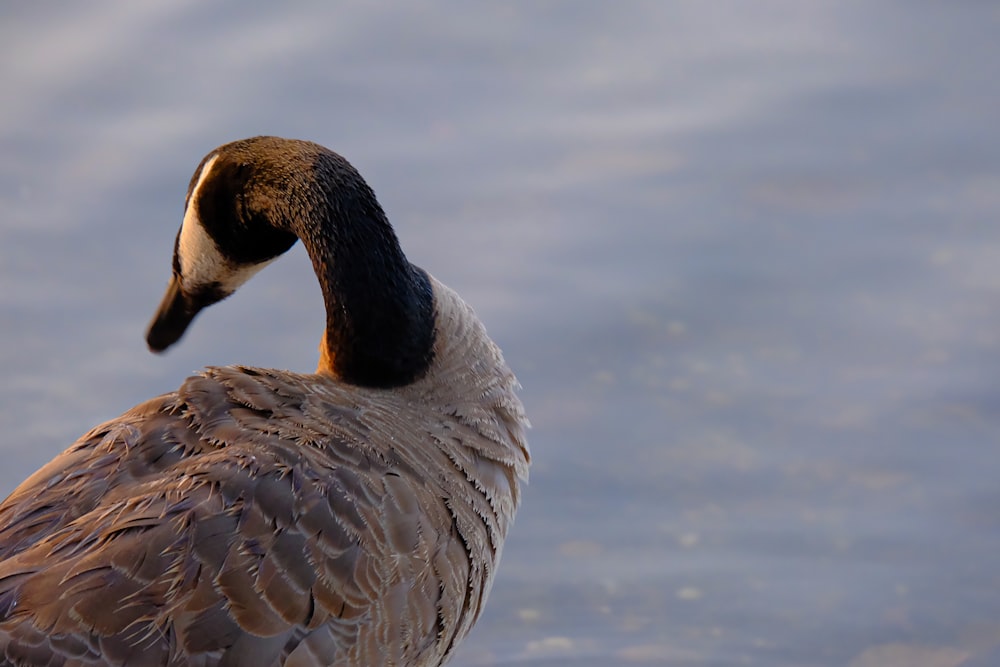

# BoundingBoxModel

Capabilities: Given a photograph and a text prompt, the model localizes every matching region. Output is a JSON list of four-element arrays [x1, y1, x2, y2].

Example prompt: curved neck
[[288, 167, 436, 388]]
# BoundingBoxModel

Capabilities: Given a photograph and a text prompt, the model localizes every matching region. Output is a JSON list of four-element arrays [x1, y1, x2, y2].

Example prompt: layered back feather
[[0, 277, 529, 667]]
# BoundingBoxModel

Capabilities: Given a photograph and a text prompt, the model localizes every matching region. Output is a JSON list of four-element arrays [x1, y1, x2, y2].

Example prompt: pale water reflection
[[2, 3, 1000, 666]]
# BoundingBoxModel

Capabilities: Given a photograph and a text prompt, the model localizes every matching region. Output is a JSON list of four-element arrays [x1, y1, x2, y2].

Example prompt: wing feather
[[0, 323, 526, 666]]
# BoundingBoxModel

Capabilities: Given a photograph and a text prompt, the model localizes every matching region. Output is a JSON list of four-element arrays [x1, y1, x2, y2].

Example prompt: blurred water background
[[2, 3, 1000, 665]]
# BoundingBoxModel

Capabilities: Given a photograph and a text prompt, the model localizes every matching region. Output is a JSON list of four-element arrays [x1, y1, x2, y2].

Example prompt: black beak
[[146, 274, 204, 353]]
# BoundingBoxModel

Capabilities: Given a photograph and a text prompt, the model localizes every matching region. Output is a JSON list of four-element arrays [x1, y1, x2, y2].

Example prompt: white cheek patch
[[177, 154, 277, 296], [216, 256, 278, 296], [178, 202, 228, 289]]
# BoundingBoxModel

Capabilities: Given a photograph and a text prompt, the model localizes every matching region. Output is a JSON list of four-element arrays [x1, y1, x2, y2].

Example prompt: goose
[[0, 136, 530, 667]]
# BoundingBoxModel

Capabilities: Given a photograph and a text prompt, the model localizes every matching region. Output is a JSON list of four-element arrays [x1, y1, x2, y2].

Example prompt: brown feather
[[0, 279, 528, 666]]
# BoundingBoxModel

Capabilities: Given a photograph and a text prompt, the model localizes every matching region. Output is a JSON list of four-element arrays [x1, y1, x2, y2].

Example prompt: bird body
[[0, 138, 529, 666]]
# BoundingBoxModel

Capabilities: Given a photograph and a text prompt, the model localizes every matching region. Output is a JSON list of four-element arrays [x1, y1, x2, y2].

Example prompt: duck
[[0, 136, 530, 667]]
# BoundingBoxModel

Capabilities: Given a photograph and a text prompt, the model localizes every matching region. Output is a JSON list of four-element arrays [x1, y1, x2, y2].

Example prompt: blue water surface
[[2, 3, 999, 665]]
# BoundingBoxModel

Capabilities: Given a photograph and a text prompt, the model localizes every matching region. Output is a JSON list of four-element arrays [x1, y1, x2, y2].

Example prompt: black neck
[[291, 154, 436, 387]]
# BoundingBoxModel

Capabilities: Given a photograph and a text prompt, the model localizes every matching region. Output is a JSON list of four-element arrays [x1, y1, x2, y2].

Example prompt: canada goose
[[0, 137, 530, 667]]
